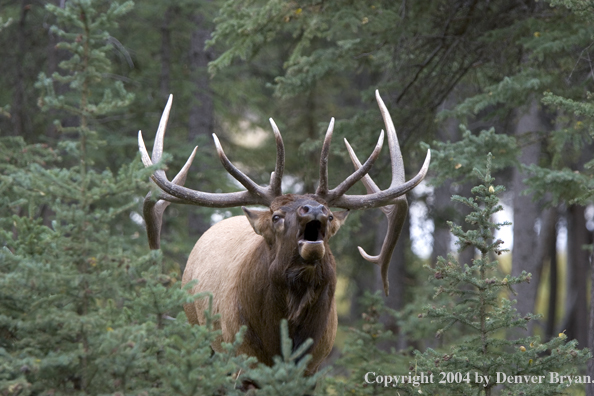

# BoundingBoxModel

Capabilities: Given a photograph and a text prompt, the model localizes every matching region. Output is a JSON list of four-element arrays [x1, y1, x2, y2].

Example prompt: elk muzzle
[[297, 204, 329, 262]]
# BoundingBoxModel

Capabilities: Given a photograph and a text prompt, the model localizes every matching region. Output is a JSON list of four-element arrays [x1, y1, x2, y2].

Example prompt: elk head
[[138, 90, 430, 295], [242, 195, 349, 264]]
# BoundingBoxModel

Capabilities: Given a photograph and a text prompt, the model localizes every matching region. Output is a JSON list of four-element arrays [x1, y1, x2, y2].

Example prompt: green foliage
[[547, 0, 594, 21], [528, 92, 594, 205], [438, 71, 554, 121], [209, 1, 525, 100], [236, 319, 320, 396], [35, 0, 134, 167], [523, 163, 594, 205], [444, 0, 594, 121], [320, 293, 412, 395], [423, 126, 520, 187], [208, 0, 541, 175], [441, 0, 594, 206], [411, 157, 589, 395]]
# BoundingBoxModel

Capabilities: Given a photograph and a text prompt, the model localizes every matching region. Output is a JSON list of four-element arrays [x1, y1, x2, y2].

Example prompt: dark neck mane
[[238, 239, 336, 365], [273, 252, 336, 353]]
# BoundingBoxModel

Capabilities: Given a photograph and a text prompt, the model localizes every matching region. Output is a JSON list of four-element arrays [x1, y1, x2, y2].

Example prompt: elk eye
[[272, 215, 281, 222], [329, 215, 334, 221]]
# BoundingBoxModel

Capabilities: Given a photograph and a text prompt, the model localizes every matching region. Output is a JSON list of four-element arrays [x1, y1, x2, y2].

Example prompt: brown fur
[[181, 195, 346, 374]]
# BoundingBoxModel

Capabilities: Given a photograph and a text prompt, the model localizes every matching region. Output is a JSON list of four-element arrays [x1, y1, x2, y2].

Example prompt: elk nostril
[[299, 204, 326, 219], [299, 205, 313, 216]]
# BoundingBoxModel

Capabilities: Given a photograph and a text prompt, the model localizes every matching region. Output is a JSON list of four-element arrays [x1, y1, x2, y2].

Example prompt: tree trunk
[[12, 0, 30, 138], [586, 248, 594, 396], [188, 12, 214, 144], [510, 101, 551, 334], [545, 219, 558, 340], [430, 106, 459, 264], [532, 207, 558, 332], [187, 9, 214, 239], [431, 181, 452, 264], [562, 205, 590, 347], [431, 96, 473, 266], [303, 88, 318, 194], [160, 6, 173, 100]]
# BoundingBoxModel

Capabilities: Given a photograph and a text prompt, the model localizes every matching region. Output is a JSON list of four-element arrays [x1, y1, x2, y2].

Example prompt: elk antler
[[316, 117, 386, 200], [138, 95, 286, 249], [333, 90, 430, 295], [137, 91, 429, 290]]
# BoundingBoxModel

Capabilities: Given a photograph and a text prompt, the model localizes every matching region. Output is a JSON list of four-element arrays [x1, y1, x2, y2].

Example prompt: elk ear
[[242, 207, 273, 238], [329, 210, 349, 236]]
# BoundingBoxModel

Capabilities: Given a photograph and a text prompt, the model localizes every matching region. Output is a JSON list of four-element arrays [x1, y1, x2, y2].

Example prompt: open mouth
[[298, 220, 325, 261], [302, 220, 323, 242]]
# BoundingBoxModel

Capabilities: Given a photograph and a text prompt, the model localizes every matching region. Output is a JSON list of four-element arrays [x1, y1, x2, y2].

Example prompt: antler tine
[[344, 138, 407, 296], [171, 147, 198, 185], [138, 95, 281, 249], [153, 94, 173, 163], [343, 139, 380, 200], [138, 127, 198, 185], [212, 133, 269, 196], [375, 90, 405, 187], [316, 118, 335, 196], [138, 130, 153, 168], [316, 118, 385, 201], [269, 118, 285, 196], [325, 131, 384, 200]]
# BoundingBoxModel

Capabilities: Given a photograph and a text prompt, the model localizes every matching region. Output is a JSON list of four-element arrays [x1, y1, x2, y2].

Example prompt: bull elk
[[137, 90, 430, 374]]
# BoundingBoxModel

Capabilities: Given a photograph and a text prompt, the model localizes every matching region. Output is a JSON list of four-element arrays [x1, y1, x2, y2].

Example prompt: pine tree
[[409, 156, 589, 396]]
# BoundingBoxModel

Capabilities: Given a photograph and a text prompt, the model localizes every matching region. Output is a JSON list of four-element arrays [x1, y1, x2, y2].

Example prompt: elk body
[[138, 91, 430, 374]]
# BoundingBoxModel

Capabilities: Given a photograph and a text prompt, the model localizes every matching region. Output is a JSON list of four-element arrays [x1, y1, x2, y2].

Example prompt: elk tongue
[[298, 240, 325, 262]]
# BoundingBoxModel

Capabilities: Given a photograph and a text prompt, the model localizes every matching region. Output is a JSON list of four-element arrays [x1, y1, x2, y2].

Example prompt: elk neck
[[271, 246, 337, 357], [238, 237, 337, 363]]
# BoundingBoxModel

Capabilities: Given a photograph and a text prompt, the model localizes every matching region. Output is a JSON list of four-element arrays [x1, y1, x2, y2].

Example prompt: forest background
[[1, 0, 593, 395]]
